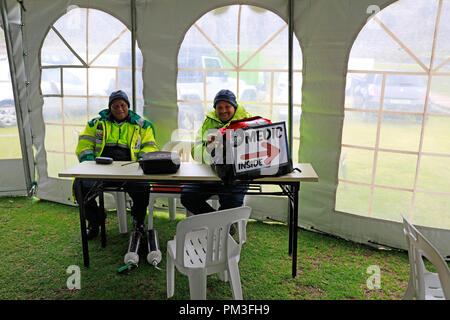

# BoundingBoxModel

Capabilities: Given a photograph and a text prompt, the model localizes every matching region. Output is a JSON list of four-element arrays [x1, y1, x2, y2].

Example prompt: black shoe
[[86, 225, 99, 240]]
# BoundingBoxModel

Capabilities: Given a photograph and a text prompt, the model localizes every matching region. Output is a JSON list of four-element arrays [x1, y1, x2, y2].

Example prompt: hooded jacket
[[192, 103, 252, 163], [76, 109, 158, 162]]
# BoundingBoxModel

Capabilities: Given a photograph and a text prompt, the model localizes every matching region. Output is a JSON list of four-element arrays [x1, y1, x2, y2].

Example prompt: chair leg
[[167, 253, 175, 298], [168, 198, 176, 220], [228, 258, 243, 300], [113, 192, 128, 234], [218, 270, 229, 282], [188, 269, 207, 300], [402, 276, 416, 300]]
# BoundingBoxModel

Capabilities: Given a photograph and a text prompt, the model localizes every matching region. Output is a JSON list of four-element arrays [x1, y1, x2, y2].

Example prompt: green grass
[[0, 196, 415, 300], [0, 126, 22, 159]]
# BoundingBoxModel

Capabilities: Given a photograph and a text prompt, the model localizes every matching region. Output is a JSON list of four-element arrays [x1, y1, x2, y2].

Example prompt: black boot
[[83, 202, 104, 240], [86, 207, 106, 240], [86, 222, 99, 240]]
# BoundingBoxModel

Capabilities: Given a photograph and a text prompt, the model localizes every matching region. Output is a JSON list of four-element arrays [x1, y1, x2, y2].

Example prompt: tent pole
[[288, 0, 294, 161], [0, 0, 33, 195], [131, 0, 137, 112]]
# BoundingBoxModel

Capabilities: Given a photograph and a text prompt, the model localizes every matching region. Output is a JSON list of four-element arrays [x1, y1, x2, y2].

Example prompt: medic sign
[[230, 122, 289, 174]]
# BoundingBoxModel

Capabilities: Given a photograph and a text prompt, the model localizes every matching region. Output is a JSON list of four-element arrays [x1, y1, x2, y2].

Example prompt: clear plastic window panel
[[177, 5, 303, 146], [40, 8, 144, 177], [0, 28, 20, 160], [336, 0, 450, 230]]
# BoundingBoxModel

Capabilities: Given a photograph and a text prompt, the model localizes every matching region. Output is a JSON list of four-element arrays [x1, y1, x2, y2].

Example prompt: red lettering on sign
[[240, 142, 280, 165]]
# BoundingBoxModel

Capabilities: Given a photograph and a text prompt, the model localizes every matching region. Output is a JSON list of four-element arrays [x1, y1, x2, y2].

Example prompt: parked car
[[0, 99, 16, 127], [177, 47, 258, 101], [177, 89, 204, 131], [348, 73, 427, 113], [176, 47, 259, 131]]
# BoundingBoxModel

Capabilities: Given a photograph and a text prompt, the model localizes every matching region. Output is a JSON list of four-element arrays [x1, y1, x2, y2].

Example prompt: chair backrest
[[402, 215, 450, 299], [175, 206, 251, 269]]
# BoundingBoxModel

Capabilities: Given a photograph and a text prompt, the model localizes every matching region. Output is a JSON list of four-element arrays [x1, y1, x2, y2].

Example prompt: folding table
[[59, 161, 318, 278]]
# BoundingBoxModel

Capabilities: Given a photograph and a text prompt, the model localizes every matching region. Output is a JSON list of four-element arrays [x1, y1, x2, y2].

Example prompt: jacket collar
[[206, 103, 248, 124]]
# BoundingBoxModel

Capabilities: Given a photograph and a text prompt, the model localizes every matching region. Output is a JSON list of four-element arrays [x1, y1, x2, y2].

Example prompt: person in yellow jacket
[[181, 89, 251, 235], [74, 90, 158, 240]]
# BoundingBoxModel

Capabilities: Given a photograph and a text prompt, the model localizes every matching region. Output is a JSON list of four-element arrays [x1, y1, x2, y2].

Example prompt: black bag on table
[[138, 151, 180, 174]]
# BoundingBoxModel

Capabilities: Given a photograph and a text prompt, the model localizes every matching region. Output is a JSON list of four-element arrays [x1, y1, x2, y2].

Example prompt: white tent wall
[[4, 0, 449, 256], [292, 0, 450, 256], [17, 0, 134, 204], [0, 1, 31, 196]]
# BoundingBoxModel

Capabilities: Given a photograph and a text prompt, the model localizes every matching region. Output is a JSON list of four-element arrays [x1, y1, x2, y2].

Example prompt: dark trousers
[[180, 183, 249, 215], [73, 179, 150, 226]]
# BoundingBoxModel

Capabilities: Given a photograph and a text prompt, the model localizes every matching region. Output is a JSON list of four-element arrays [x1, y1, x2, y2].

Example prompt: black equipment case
[[138, 151, 180, 174]]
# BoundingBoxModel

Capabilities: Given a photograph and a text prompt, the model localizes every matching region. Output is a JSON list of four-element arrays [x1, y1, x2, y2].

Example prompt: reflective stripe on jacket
[[75, 109, 159, 162]]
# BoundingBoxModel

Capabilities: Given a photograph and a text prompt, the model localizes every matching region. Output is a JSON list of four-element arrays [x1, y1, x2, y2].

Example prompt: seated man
[[73, 90, 158, 240], [180, 89, 251, 228]]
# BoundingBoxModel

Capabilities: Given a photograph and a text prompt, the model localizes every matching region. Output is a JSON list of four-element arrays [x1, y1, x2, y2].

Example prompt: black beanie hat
[[109, 90, 130, 108], [213, 89, 237, 109]]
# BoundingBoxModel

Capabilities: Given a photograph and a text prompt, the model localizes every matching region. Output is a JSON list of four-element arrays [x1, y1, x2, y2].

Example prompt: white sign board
[[230, 122, 289, 175]]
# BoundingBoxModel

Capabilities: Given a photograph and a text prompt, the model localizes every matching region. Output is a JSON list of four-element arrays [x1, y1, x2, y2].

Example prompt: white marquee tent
[[1, 0, 449, 257]]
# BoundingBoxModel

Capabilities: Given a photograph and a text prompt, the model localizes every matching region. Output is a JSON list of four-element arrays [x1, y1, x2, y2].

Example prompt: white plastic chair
[[166, 206, 251, 300], [402, 215, 450, 300]]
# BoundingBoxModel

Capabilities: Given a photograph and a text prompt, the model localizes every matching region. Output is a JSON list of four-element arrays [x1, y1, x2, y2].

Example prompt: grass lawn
[[0, 196, 414, 300]]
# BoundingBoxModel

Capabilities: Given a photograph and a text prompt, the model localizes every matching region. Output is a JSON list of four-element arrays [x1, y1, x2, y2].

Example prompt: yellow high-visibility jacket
[[191, 103, 252, 163], [75, 109, 158, 162]]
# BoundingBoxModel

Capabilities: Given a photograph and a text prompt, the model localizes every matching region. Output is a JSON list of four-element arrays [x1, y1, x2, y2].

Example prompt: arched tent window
[[176, 5, 302, 162], [0, 26, 20, 159], [336, 0, 450, 229], [40, 7, 143, 177]]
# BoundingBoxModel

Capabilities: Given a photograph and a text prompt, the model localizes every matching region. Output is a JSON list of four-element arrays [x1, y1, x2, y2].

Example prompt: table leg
[[76, 180, 89, 267], [291, 183, 299, 278], [148, 193, 154, 231], [288, 186, 294, 256], [99, 191, 106, 248]]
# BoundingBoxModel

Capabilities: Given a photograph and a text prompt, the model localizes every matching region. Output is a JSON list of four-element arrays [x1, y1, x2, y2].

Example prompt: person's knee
[[219, 195, 245, 210], [180, 193, 193, 207], [130, 195, 149, 210]]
